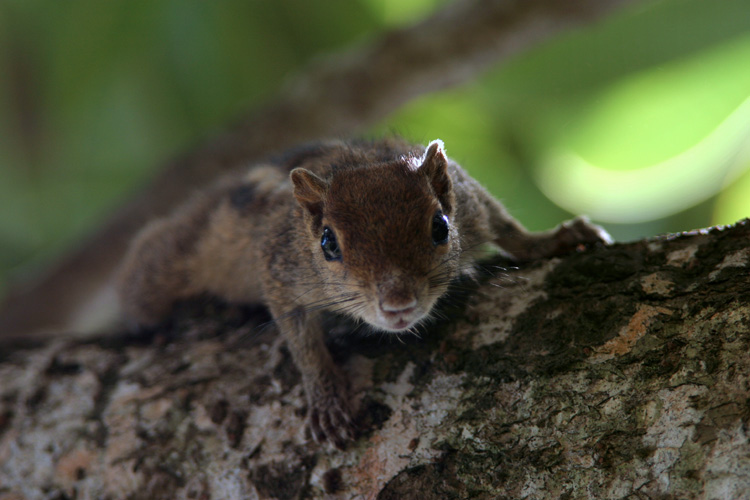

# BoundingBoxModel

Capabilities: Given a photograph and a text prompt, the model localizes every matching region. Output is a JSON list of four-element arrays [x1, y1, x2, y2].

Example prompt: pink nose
[[380, 298, 418, 315]]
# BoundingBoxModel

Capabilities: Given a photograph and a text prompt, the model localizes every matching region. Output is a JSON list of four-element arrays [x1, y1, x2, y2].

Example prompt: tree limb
[[1, 220, 748, 498]]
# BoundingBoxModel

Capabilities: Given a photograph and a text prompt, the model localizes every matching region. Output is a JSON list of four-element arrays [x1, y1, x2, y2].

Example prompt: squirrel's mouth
[[390, 318, 412, 331], [374, 318, 419, 332]]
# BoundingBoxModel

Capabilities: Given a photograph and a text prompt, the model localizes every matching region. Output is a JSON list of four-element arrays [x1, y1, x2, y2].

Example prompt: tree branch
[[1, 220, 747, 498]]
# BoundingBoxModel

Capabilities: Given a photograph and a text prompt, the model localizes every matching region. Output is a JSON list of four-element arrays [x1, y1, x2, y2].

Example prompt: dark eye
[[432, 210, 450, 245], [321, 226, 342, 261]]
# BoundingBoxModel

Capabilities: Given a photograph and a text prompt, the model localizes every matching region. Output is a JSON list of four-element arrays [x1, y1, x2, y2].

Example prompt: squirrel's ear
[[291, 168, 327, 218], [420, 140, 454, 215]]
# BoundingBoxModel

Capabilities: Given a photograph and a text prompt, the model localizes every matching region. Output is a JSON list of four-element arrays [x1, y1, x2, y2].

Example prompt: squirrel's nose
[[379, 297, 418, 315]]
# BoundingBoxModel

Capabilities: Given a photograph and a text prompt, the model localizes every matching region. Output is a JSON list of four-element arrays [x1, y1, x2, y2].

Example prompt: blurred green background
[[1, 0, 750, 298]]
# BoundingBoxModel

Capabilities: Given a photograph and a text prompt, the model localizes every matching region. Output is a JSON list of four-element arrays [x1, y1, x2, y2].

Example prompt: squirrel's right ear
[[420, 139, 454, 215], [291, 168, 327, 218]]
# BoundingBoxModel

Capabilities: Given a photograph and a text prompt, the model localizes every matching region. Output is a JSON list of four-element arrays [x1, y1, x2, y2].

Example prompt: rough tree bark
[[2, 220, 750, 499], [6, 0, 744, 499], [0, 0, 647, 340]]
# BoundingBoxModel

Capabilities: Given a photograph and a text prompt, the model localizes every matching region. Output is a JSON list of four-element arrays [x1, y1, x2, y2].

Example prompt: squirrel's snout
[[375, 291, 422, 332]]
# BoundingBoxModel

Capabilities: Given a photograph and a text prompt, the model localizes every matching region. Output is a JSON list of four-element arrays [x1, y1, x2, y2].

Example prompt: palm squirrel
[[117, 137, 611, 448]]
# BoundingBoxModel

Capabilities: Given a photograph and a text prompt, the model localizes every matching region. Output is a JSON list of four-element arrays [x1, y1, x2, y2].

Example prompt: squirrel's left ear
[[291, 168, 327, 219], [420, 140, 454, 215]]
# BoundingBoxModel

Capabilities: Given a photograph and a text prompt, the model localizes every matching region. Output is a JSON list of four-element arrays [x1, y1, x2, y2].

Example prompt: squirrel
[[116, 137, 612, 448]]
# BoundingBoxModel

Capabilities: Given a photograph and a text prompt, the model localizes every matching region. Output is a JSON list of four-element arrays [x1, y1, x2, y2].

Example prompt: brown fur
[[116, 137, 611, 448]]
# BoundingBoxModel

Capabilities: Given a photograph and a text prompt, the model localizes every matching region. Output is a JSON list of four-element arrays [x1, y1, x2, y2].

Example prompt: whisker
[[406, 326, 422, 340]]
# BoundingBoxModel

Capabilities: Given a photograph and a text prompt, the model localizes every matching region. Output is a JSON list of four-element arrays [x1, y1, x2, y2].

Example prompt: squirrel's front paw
[[308, 381, 357, 449], [554, 215, 613, 253]]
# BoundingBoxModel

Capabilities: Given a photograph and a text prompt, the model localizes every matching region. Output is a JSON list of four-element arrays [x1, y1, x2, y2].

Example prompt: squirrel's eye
[[321, 226, 342, 261], [432, 210, 450, 245]]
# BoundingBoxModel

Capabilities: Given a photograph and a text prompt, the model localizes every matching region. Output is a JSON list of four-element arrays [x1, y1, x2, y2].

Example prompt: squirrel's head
[[290, 140, 460, 332]]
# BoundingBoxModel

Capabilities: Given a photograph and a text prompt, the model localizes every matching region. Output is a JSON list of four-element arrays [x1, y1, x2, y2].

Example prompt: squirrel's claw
[[309, 386, 358, 450]]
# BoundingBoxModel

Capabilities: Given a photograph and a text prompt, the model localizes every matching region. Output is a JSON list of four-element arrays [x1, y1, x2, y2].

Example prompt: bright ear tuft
[[423, 139, 446, 165]]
